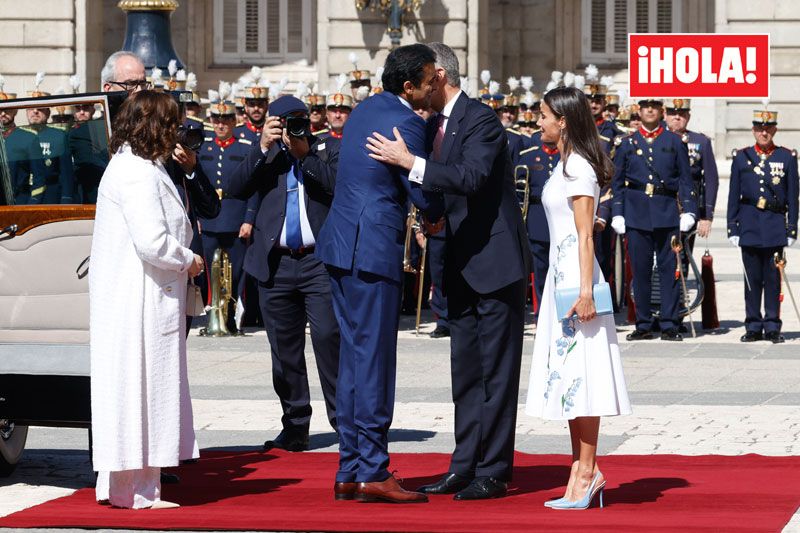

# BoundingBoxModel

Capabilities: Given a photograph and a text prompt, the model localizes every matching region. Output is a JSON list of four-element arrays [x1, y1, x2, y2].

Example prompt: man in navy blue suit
[[367, 42, 530, 501], [315, 44, 444, 504]]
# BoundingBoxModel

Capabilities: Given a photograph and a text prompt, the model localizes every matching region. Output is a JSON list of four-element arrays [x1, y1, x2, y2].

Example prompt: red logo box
[[628, 33, 770, 99]]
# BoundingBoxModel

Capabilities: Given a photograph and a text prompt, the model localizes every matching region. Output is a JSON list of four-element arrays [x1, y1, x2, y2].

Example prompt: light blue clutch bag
[[554, 282, 613, 319]]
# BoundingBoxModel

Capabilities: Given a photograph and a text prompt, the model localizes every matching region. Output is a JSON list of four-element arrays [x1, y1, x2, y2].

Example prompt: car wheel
[[0, 420, 28, 476]]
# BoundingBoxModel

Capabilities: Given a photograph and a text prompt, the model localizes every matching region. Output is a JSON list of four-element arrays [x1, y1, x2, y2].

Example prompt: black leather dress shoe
[[740, 331, 763, 342], [626, 329, 653, 341], [453, 476, 507, 500], [160, 472, 180, 484], [660, 328, 683, 341], [429, 326, 450, 339], [418, 472, 472, 494], [765, 331, 785, 344], [263, 429, 309, 452], [678, 324, 688, 334]]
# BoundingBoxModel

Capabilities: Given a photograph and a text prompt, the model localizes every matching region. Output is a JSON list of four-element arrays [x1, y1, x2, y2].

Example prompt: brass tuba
[[514, 164, 531, 219], [199, 247, 232, 337]]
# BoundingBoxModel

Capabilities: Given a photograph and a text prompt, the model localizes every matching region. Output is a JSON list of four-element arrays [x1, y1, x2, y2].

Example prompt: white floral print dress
[[525, 153, 632, 421]]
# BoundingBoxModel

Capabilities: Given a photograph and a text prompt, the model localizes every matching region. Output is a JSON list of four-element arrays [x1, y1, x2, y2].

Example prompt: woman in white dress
[[525, 87, 631, 510], [90, 91, 205, 509]]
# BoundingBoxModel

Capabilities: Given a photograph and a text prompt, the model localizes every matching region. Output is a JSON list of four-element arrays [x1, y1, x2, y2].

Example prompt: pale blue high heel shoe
[[543, 496, 568, 508], [549, 473, 605, 510]]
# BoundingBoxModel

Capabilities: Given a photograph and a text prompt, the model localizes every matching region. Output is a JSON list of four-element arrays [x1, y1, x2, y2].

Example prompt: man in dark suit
[[226, 95, 340, 452], [315, 44, 444, 504], [366, 42, 530, 501]]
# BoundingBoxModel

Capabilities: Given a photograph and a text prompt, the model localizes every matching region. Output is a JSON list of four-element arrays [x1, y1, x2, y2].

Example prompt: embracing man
[[367, 42, 530, 500], [315, 44, 444, 504]]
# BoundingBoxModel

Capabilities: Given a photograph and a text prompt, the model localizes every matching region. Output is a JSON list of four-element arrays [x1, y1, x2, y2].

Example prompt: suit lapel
[[438, 92, 467, 163]]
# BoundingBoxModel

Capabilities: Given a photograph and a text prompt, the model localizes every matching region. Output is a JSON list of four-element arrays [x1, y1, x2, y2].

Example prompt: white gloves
[[789, 237, 796, 247], [679, 213, 696, 233], [611, 216, 626, 235], [729, 236, 740, 247]]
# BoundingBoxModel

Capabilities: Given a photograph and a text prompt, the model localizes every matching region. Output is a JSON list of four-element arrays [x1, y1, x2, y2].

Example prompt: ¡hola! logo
[[629, 33, 770, 99]]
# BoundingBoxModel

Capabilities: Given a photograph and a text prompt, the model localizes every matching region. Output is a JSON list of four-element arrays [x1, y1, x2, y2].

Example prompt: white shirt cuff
[[408, 156, 426, 185]]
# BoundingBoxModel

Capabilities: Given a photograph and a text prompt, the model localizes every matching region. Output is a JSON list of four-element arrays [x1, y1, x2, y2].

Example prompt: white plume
[[355, 85, 370, 102], [584, 64, 599, 82], [460, 76, 469, 90], [69, 74, 81, 92], [53, 86, 65, 96], [550, 70, 563, 83], [230, 82, 241, 98], [176, 69, 187, 81], [348, 52, 359, 69], [563, 71, 575, 88], [151, 67, 163, 84], [269, 82, 281, 99], [507, 77, 520, 92], [208, 89, 220, 103], [295, 80, 309, 98], [761, 98, 770, 109], [617, 88, 628, 104], [238, 74, 252, 86], [573, 74, 585, 89], [489, 80, 500, 95], [278, 76, 289, 92], [545, 80, 557, 92], [185, 72, 197, 91], [522, 92, 534, 107], [0, 75, 5, 91], [480, 70, 491, 86], [374, 66, 384, 84], [258, 74, 271, 87], [311, 83, 320, 94], [250, 66, 262, 82], [168, 59, 178, 78], [218, 80, 232, 101], [600, 75, 614, 88], [520, 76, 533, 91], [335, 72, 348, 92], [34, 71, 45, 89]]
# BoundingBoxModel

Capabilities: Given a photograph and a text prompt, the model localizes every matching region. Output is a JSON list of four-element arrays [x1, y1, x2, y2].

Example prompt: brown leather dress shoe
[[334, 482, 357, 501], [355, 475, 428, 503]]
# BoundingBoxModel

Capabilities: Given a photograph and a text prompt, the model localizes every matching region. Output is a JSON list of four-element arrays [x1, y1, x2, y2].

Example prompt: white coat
[[89, 144, 199, 472]]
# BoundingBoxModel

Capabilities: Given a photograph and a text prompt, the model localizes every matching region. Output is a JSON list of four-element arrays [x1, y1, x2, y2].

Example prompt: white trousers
[[96, 467, 161, 509]]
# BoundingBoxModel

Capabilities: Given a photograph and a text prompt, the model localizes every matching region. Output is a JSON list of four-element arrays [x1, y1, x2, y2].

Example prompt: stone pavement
[[2, 180, 800, 531]]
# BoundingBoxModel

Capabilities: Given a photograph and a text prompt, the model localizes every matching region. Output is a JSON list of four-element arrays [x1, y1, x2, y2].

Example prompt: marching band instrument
[[514, 164, 531, 219], [199, 247, 232, 337]]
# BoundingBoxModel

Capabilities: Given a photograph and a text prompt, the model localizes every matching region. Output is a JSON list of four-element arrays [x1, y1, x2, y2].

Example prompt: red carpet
[[2, 450, 799, 532]]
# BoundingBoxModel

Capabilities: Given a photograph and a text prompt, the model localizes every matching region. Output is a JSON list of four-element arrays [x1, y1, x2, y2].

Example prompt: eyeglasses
[[109, 80, 153, 92]]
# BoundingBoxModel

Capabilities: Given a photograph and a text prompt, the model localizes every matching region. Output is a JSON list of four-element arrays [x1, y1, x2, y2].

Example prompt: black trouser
[[258, 251, 339, 433], [446, 274, 526, 482], [741, 245, 783, 334], [427, 235, 449, 327]]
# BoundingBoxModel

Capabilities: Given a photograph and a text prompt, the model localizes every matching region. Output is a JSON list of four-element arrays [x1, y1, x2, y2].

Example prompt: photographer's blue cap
[[269, 95, 307, 117]]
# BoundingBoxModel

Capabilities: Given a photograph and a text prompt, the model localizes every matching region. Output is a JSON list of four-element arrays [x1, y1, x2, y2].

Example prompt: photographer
[[227, 95, 340, 452]]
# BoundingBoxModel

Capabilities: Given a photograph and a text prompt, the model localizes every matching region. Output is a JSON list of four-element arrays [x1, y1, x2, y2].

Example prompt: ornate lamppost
[[118, 0, 184, 72], [356, 0, 424, 48]]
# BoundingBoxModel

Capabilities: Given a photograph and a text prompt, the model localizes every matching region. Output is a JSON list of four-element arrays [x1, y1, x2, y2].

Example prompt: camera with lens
[[176, 124, 204, 151], [282, 115, 311, 138]]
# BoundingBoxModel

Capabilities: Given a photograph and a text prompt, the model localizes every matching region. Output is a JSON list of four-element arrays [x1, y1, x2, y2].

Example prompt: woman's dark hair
[[381, 44, 436, 95], [109, 90, 180, 162], [543, 86, 615, 187]]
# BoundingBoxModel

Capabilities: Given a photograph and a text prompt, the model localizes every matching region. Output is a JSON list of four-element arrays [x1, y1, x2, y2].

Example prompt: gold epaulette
[[731, 148, 740, 157], [518, 145, 539, 155], [600, 189, 613, 203], [598, 134, 610, 142], [19, 125, 37, 134], [238, 138, 252, 145], [236, 122, 244, 128], [506, 128, 521, 136], [614, 136, 623, 147], [204, 137, 214, 142], [186, 115, 204, 124], [313, 128, 329, 136]]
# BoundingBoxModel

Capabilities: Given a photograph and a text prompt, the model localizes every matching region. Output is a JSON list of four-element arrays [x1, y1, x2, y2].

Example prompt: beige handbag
[[187, 279, 206, 317]]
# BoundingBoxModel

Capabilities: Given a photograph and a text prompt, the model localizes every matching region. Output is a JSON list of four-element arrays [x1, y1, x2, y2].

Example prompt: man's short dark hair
[[381, 44, 436, 95]]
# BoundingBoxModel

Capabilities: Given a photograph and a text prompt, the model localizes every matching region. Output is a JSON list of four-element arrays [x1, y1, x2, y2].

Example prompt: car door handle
[[76, 256, 90, 279], [0, 224, 18, 240]]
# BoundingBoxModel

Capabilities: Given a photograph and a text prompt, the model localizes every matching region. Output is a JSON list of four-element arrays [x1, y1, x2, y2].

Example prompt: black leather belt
[[625, 181, 678, 198], [275, 246, 315, 258], [528, 195, 542, 205], [740, 197, 786, 214]]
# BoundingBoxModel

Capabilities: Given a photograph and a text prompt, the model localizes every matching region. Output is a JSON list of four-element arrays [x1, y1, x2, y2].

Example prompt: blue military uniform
[[234, 120, 261, 144], [197, 133, 259, 332], [29, 125, 75, 204], [612, 123, 696, 336], [595, 118, 624, 285], [69, 118, 110, 204], [3, 126, 47, 204], [728, 135, 799, 342], [514, 131, 559, 316]]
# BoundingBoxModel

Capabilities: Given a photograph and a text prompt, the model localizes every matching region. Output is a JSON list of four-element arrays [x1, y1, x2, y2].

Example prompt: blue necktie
[[285, 160, 303, 250]]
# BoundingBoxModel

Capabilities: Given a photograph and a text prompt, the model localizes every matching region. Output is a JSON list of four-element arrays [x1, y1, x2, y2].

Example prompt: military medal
[[216, 188, 223, 200], [45, 159, 52, 167], [636, 149, 643, 155], [773, 176, 781, 185]]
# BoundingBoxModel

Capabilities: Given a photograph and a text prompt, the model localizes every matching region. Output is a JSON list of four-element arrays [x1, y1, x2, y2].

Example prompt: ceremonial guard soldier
[[727, 108, 799, 344], [322, 83, 352, 140], [605, 91, 621, 122], [234, 83, 269, 144], [611, 98, 696, 341], [515, 130, 559, 318], [0, 82, 47, 204], [303, 87, 328, 135], [197, 94, 258, 334]]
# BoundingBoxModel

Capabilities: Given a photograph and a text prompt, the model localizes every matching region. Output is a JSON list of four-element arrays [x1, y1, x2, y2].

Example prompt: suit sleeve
[[227, 143, 285, 200], [298, 137, 337, 194], [727, 155, 742, 238], [675, 137, 697, 216], [395, 115, 444, 220], [700, 136, 719, 220], [611, 141, 628, 219], [420, 109, 506, 196], [185, 162, 221, 219], [786, 152, 799, 240]]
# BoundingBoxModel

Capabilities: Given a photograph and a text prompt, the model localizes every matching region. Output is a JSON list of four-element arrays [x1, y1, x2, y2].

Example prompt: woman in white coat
[[90, 91, 205, 509]]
